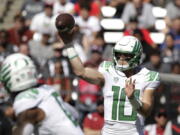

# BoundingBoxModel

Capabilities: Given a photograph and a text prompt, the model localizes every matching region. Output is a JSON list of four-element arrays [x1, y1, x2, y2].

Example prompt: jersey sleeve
[[13, 89, 42, 116], [145, 71, 160, 90], [98, 61, 113, 74]]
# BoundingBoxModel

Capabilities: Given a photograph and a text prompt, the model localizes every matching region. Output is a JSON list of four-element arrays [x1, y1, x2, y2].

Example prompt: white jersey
[[13, 85, 84, 135], [98, 61, 160, 135]]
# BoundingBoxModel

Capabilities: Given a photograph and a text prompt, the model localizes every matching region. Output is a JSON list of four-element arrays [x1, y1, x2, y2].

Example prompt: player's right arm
[[66, 47, 104, 85], [58, 28, 104, 85], [13, 108, 45, 135]]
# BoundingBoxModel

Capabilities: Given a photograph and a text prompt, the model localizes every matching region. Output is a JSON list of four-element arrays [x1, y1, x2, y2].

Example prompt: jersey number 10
[[112, 86, 140, 121]]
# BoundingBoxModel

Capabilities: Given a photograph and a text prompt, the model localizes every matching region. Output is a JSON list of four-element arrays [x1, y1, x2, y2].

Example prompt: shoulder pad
[[13, 88, 41, 116], [146, 71, 160, 82], [15, 88, 39, 101], [99, 61, 113, 72]]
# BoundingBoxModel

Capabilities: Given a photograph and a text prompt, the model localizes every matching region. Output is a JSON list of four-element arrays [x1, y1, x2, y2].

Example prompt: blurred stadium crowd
[[0, 0, 180, 134]]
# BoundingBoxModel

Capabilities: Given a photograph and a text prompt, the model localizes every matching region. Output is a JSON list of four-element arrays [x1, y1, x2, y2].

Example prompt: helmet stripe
[[6, 82, 12, 89], [0, 63, 11, 84], [137, 42, 142, 52], [24, 59, 29, 65], [3, 76, 11, 83], [0, 64, 10, 73], [0, 53, 38, 92], [133, 41, 138, 53], [1, 70, 10, 80], [133, 41, 141, 53], [136, 42, 140, 52], [14, 58, 29, 67]]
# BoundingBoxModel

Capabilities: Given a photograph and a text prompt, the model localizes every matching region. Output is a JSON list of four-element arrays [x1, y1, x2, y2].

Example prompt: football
[[55, 13, 75, 33]]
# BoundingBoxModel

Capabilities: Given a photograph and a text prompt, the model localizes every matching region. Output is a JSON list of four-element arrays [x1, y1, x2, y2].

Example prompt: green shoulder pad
[[99, 61, 113, 72], [146, 71, 160, 82], [15, 88, 39, 101]]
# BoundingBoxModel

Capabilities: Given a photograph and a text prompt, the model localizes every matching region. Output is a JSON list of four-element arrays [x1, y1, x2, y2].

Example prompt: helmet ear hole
[[15, 78, 21, 83]]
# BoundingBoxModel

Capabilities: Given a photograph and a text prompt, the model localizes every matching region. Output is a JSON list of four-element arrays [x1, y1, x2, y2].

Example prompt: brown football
[[55, 13, 75, 33]]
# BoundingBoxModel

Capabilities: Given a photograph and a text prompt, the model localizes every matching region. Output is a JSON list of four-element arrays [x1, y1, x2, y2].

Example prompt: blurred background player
[[121, 0, 155, 29], [59, 33, 160, 135], [164, 104, 180, 135], [0, 53, 84, 135], [144, 108, 168, 135]]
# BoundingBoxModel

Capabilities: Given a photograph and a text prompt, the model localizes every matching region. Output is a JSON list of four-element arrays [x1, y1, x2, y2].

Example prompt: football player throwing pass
[[60, 34, 160, 135]]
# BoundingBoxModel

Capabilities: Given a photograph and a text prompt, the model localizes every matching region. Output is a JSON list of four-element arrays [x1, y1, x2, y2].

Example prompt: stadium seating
[[0, 0, 24, 29]]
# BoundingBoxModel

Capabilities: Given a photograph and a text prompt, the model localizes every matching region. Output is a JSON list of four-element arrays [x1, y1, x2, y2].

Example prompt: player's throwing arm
[[55, 13, 104, 85]]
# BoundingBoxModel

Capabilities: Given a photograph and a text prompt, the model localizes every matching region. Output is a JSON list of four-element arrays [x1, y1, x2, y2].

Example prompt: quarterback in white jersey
[[59, 32, 160, 135], [98, 61, 159, 135], [0, 53, 84, 135]]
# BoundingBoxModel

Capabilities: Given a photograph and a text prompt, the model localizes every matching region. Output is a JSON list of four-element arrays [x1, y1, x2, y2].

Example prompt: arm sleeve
[[98, 61, 105, 73], [98, 61, 109, 74], [98, 61, 112, 83]]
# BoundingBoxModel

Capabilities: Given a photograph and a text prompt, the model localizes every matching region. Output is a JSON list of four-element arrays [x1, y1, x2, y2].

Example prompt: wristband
[[66, 47, 78, 59], [128, 97, 143, 111]]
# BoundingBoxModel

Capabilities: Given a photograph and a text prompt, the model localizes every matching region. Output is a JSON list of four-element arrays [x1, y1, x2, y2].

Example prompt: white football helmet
[[0, 53, 38, 92], [113, 36, 143, 71]]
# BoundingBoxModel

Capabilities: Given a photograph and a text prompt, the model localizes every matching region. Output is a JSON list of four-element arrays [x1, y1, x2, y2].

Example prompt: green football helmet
[[113, 36, 143, 71], [0, 53, 38, 93]]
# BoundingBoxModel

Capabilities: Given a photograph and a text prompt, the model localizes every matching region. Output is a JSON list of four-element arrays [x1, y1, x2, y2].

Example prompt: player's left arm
[[125, 78, 158, 117], [13, 108, 45, 135], [138, 89, 155, 117]]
